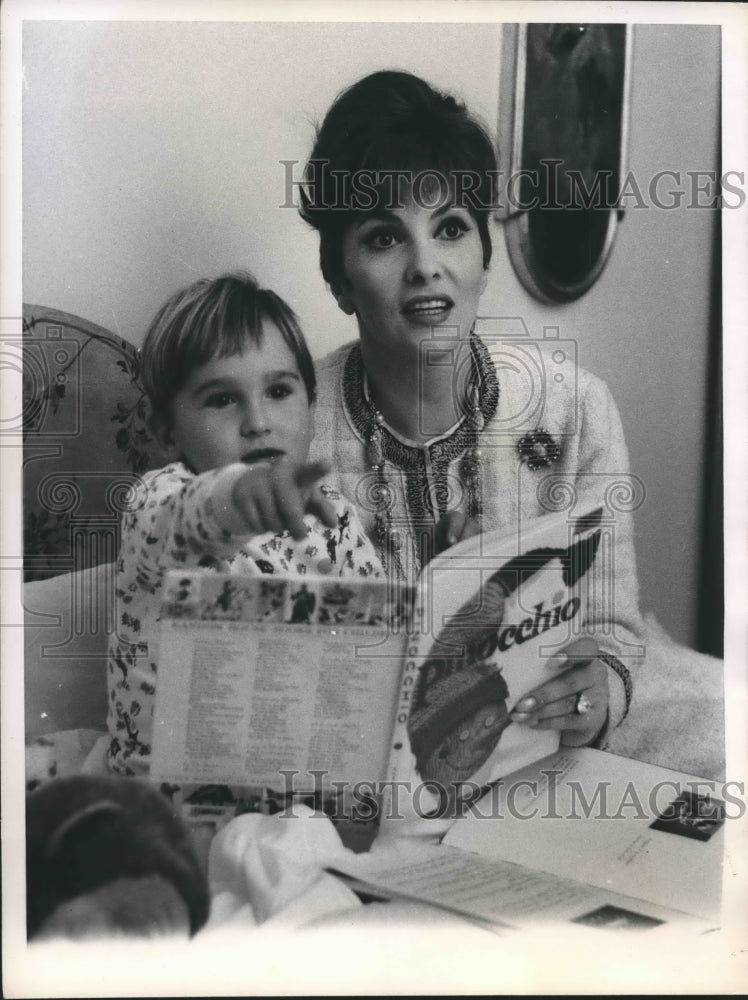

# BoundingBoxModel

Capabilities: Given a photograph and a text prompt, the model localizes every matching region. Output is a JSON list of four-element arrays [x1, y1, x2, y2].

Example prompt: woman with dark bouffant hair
[[302, 70, 643, 754]]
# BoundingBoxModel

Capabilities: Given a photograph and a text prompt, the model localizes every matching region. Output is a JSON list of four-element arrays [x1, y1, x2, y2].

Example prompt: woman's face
[[337, 197, 488, 355]]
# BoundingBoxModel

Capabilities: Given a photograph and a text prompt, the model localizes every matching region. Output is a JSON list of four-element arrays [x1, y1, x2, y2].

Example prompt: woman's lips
[[401, 296, 454, 322]]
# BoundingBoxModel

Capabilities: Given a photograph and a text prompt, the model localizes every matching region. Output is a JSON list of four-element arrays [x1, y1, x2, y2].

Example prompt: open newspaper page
[[443, 746, 727, 921], [331, 749, 724, 932], [387, 507, 606, 818], [330, 840, 716, 935]]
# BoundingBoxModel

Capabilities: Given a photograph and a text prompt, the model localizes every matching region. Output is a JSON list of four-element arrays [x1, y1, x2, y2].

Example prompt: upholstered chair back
[[23, 306, 167, 737], [23, 305, 167, 582]]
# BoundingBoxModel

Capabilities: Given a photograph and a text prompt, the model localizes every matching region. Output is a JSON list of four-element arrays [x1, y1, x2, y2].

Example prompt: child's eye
[[267, 382, 294, 400], [203, 391, 237, 409]]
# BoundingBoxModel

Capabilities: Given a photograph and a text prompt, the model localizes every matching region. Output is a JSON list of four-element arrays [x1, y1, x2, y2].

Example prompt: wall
[[23, 20, 503, 351], [22, 20, 720, 646], [483, 23, 721, 646]]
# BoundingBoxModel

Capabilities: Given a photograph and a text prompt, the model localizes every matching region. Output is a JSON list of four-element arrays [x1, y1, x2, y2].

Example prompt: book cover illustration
[[395, 508, 604, 813]]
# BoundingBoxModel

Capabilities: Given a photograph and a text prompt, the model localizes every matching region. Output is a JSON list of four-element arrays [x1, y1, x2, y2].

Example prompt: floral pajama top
[[106, 461, 382, 776]]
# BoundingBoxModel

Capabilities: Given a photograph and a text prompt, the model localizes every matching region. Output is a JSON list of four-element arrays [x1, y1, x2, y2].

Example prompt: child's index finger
[[293, 460, 331, 490], [306, 488, 338, 529]]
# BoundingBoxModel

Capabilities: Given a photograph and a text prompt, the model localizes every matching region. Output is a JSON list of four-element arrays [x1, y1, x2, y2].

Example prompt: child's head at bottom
[[141, 272, 317, 474]]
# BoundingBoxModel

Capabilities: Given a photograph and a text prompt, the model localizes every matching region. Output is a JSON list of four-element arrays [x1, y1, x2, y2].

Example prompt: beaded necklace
[[362, 333, 491, 579]]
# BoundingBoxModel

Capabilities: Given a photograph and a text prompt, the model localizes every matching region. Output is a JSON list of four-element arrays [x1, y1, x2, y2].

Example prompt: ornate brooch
[[517, 428, 561, 470]]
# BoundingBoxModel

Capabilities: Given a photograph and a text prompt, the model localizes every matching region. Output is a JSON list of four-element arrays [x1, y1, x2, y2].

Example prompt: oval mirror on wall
[[499, 23, 633, 303]]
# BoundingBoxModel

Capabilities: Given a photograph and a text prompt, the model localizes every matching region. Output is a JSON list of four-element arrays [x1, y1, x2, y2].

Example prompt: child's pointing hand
[[232, 459, 337, 541]]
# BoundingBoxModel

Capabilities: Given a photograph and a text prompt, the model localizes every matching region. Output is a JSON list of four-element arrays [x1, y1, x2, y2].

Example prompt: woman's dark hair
[[299, 71, 499, 295]]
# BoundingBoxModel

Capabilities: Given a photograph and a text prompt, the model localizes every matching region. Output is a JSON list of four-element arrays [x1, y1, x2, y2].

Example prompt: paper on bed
[[330, 747, 726, 931], [442, 747, 726, 921], [330, 839, 716, 933]]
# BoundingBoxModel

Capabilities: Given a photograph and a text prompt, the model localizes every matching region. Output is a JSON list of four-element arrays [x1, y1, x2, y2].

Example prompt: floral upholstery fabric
[[23, 305, 167, 581]]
